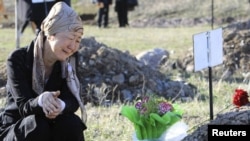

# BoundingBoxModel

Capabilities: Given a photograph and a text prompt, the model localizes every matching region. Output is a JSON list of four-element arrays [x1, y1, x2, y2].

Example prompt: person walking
[[97, 0, 112, 28], [115, 0, 128, 27], [0, 2, 87, 141]]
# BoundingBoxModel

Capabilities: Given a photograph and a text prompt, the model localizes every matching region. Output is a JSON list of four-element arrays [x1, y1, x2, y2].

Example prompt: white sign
[[193, 28, 223, 71], [209, 28, 223, 67]]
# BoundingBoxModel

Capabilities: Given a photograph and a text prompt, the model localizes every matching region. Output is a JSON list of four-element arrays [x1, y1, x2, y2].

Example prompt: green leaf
[[121, 102, 183, 140], [162, 112, 182, 128], [121, 106, 141, 125], [144, 118, 153, 139], [172, 104, 184, 116], [141, 125, 148, 139], [134, 123, 143, 140], [155, 120, 167, 138], [150, 113, 170, 125], [151, 121, 158, 139], [121, 106, 144, 140]]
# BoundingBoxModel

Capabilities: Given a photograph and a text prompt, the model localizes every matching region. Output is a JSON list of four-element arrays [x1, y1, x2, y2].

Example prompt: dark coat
[[97, 0, 112, 5], [0, 40, 80, 139]]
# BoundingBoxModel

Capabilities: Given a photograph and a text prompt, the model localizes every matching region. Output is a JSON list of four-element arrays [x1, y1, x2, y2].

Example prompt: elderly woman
[[0, 2, 87, 141]]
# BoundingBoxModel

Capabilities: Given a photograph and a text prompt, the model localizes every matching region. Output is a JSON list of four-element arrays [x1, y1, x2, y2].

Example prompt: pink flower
[[135, 95, 174, 116], [158, 102, 173, 115], [135, 102, 142, 109], [142, 96, 149, 103]]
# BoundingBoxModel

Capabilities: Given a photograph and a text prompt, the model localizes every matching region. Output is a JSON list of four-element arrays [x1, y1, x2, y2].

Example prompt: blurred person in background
[[96, 0, 112, 28], [114, 0, 138, 27], [0, 2, 87, 141], [115, 0, 128, 27], [19, 0, 71, 35]]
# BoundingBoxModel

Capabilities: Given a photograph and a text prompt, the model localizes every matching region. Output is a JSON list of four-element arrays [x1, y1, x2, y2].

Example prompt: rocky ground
[[1, 1, 250, 140], [182, 104, 250, 141], [76, 37, 197, 105]]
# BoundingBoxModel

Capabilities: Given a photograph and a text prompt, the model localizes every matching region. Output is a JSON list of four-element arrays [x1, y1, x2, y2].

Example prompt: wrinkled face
[[47, 29, 83, 61]]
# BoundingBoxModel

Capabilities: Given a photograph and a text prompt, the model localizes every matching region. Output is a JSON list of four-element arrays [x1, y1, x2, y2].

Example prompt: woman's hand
[[41, 91, 63, 119]]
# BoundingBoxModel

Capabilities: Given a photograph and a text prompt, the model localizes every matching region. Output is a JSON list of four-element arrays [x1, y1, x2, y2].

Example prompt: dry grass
[[1, 0, 250, 140], [82, 78, 248, 140], [0, 25, 211, 63]]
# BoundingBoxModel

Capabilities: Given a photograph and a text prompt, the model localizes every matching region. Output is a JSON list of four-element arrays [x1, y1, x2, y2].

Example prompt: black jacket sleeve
[[6, 48, 44, 117]]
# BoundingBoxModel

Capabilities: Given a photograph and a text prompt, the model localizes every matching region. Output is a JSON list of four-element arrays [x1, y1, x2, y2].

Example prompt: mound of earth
[[77, 37, 196, 105], [171, 20, 250, 82], [182, 105, 250, 141]]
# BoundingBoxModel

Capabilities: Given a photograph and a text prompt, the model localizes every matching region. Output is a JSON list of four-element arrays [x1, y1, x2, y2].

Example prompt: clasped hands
[[40, 90, 64, 119]]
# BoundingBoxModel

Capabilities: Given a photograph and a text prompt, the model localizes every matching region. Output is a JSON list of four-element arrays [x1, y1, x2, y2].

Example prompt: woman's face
[[47, 29, 83, 61]]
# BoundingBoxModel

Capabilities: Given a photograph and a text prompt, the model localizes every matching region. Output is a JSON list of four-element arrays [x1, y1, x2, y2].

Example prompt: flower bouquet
[[121, 95, 188, 141], [232, 88, 249, 107]]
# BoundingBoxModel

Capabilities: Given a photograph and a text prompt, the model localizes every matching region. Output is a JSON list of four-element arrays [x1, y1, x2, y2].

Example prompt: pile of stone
[[171, 20, 250, 83], [77, 37, 196, 105], [182, 104, 250, 141]]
